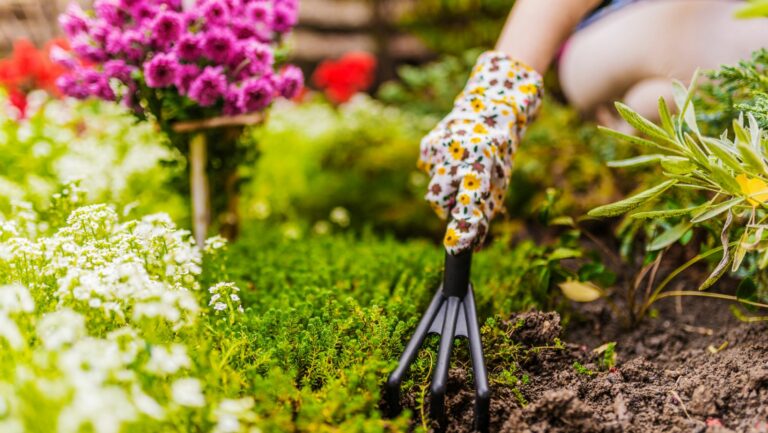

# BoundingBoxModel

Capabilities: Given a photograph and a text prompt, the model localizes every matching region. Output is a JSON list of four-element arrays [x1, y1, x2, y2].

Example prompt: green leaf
[[630, 206, 701, 220], [597, 126, 680, 154], [659, 156, 696, 175], [672, 80, 700, 136], [737, 142, 768, 176], [614, 102, 678, 146], [707, 162, 742, 195], [732, 230, 751, 272], [700, 136, 744, 173], [658, 97, 675, 136], [558, 280, 604, 302], [588, 180, 677, 218], [699, 210, 733, 291], [691, 197, 745, 223], [647, 221, 693, 251], [735, 0, 768, 18], [607, 155, 662, 168]]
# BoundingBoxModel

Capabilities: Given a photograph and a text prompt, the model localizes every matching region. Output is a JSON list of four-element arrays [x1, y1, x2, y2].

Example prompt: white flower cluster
[[0, 202, 251, 432], [209, 282, 244, 315]]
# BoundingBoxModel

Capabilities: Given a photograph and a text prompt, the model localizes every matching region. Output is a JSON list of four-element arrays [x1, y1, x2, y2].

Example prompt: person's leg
[[559, 0, 768, 124]]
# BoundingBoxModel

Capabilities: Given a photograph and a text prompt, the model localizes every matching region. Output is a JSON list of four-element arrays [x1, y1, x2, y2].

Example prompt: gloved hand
[[418, 51, 543, 254]]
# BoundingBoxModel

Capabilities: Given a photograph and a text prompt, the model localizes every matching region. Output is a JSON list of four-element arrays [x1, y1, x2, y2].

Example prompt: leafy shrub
[[590, 80, 768, 316]]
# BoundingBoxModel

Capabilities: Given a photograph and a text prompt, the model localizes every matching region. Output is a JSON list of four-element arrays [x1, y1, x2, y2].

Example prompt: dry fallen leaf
[[558, 280, 604, 302]]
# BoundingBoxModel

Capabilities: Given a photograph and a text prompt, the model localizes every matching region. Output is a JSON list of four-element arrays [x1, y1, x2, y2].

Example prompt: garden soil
[[406, 298, 768, 433]]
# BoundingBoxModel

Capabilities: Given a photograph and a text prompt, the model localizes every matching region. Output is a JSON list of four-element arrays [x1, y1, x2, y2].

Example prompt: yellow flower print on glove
[[418, 51, 543, 254]]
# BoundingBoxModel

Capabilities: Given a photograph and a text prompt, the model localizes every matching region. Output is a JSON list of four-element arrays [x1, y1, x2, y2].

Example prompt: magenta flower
[[82, 70, 116, 101], [71, 35, 108, 63], [176, 33, 201, 62], [56, 74, 89, 99], [246, 3, 273, 25], [94, 0, 126, 28], [231, 18, 257, 40], [144, 53, 178, 88], [59, 4, 89, 38], [188, 66, 227, 106], [201, 28, 235, 63], [200, 0, 230, 25], [244, 42, 273, 76], [121, 30, 147, 63], [104, 59, 135, 82], [272, 2, 298, 33], [175, 64, 201, 95], [237, 77, 274, 112], [151, 11, 183, 48], [131, 3, 157, 24], [277, 65, 303, 99], [223, 85, 242, 115]]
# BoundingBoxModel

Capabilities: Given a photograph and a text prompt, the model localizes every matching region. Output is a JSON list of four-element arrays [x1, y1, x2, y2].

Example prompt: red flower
[[311, 51, 376, 104], [0, 38, 70, 117]]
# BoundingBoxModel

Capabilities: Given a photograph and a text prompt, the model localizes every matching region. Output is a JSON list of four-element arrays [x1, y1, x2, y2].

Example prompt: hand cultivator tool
[[385, 249, 490, 432]]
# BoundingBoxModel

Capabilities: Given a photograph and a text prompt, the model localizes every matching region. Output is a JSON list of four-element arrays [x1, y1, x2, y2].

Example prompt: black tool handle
[[442, 249, 472, 298]]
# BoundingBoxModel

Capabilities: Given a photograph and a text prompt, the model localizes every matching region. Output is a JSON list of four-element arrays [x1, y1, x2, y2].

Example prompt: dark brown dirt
[[410, 297, 768, 433]]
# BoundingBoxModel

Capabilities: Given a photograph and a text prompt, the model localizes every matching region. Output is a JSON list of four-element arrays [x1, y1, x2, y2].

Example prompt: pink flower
[[201, 28, 235, 63], [188, 66, 226, 106], [176, 33, 201, 62], [277, 65, 303, 99], [59, 4, 90, 38], [143, 52, 178, 88], [200, 0, 230, 25], [237, 76, 274, 112], [151, 11, 183, 48], [175, 63, 201, 95]]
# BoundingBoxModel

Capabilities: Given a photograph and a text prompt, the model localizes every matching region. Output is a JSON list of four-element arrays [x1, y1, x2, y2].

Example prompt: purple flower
[[131, 3, 158, 24], [144, 53, 179, 88], [50, 45, 77, 69], [82, 70, 116, 101], [119, 0, 142, 10], [231, 18, 257, 40], [57, 74, 89, 99], [246, 3, 272, 25], [188, 66, 227, 106], [223, 85, 242, 115], [59, 4, 90, 38], [201, 28, 235, 63], [181, 11, 200, 28], [175, 33, 201, 62], [121, 30, 147, 63], [151, 11, 183, 48], [272, 2, 297, 33], [237, 77, 274, 112], [94, 0, 126, 27], [175, 64, 201, 95], [200, 0, 230, 25], [277, 65, 303, 99], [71, 34, 108, 63], [103, 59, 134, 82], [244, 41, 273, 76]]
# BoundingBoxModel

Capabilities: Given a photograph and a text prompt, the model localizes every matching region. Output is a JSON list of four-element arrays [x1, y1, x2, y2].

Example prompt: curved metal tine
[[464, 286, 490, 433], [429, 295, 460, 425], [385, 288, 445, 415]]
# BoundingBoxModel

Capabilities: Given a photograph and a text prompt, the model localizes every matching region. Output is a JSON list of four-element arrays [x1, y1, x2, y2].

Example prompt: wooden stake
[[189, 133, 210, 249]]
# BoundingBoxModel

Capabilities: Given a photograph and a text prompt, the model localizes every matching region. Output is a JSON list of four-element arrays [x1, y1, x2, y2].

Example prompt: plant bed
[[401, 302, 768, 433]]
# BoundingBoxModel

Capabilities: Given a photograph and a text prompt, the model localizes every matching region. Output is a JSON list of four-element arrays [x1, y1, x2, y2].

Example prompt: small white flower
[[145, 344, 190, 375], [0, 314, 23, 349], [230, 294, 240, 302], [213, 302, 227, 311], [0, 283, 34, 314], [171, 378, 205, 407], [37, 309, 85, 350], [329, 207, 350, 227], [209, 293, 222, 305]]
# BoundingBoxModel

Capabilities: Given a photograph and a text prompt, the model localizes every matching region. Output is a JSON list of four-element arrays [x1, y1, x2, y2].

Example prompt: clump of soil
[[407, 298, 768, 433]]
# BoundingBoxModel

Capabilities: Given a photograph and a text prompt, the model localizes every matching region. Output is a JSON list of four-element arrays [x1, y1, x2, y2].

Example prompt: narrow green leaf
[[732, 230, 751, 272], [647, 221, 693, 251], [691, 197, 745, 223], [614, 102, 678, 146], [699, 210, 733, 291], [607, 155, 662, 168], [658, 97, 675, 136], [659, 156, 696, 175], [672, 78, 700, 136], [733, 117, 751, 145], [597, 126, 680, 155], [682, 133, 708, 166], [748, 113, 761, 149], [630, 206, 702, 220], [700, 136, 744, 173], [588, 180, 677, 218], [707, 162, 742, 195], [737, 142, 768, 175]]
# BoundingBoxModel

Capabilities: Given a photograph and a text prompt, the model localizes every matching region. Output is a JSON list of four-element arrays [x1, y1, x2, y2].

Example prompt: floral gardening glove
[[418, 51, 543, 254]]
